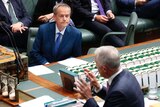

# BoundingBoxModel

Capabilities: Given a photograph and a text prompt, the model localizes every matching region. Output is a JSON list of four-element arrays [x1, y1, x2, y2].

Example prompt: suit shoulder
[[68, 25, 81, 34], [39, 22, 55, 29]]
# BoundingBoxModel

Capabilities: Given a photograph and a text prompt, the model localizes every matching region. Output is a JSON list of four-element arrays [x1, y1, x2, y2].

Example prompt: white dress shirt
[[2, 0, 9, 12]]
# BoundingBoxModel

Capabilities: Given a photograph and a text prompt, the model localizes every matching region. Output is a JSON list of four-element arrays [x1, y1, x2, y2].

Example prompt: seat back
[[125, 12, 138, 45], [100, 12, 138, 46], [87, 47, 97, 54], [27, 27, 38, 56], [21, 0, 38, 17]]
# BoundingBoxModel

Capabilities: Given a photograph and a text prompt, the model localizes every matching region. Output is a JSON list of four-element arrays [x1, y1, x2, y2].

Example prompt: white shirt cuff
[[92, 14, 97, 21], [94, 84, 103, 93], [106, 10, 112, 14]]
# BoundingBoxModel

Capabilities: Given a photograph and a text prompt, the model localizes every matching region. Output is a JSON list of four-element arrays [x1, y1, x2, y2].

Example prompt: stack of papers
[[19, 95, 54, 107], [29, 65, 54, 76]]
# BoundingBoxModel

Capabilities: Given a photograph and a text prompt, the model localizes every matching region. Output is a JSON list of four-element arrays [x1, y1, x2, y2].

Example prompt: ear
[[53, 14, 56, 21], [101, 65, 107, 73]]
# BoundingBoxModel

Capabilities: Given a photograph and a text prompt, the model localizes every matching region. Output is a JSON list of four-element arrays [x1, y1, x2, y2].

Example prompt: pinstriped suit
[[0, 0, 32, 51]]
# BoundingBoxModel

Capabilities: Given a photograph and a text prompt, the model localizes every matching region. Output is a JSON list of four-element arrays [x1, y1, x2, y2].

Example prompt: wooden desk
[[1, 39, 160, 106], [29, 38, 160, 98]]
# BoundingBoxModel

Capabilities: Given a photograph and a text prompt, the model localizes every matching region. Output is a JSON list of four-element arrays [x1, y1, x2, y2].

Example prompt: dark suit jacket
[[71, 0, 111, 27], [0, 0, 31, 26], [116, 0, 160, 18], [32, 0, 72, 27], [29, 22, 82, 66], [84, 70, 144, 107], [116, 0, 135, 16], [0, 0, 32, 50]]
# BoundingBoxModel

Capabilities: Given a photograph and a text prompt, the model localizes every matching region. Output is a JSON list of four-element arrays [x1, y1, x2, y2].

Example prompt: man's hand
[[135, 0, 148, 6], [95, 15, 109, 23], [74, 78, 93, 100], [38, 13, 53, 22], [10, 22, 28, 33], [84, 69, 101, 91], [107, 11, 115, 20]]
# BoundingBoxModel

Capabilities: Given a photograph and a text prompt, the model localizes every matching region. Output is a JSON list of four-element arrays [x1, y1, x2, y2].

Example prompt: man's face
[[95, 58, 110, 79], [53, 6, 71, 30]]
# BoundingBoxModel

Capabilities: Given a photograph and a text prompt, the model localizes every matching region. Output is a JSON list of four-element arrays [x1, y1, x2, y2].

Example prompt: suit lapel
[[107, 70, 125, 95], [48, 23, 56, 56], [0, 0, 12, 23]]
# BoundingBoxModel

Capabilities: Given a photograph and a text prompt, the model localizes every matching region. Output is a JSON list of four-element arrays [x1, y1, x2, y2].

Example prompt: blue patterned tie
[[95, 0, 105, 15], [7, 0, 18, 23], [55, 32, 62, 54]]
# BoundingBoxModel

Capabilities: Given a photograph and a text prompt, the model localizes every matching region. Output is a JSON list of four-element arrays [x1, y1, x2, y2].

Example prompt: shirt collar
[[55, 24, 66, 35], [108, 67, 123, 85], [2, 0, 8, 4]]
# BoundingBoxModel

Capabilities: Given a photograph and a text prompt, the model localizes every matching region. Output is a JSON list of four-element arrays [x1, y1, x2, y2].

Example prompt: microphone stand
[[0, 22, 25, 84]]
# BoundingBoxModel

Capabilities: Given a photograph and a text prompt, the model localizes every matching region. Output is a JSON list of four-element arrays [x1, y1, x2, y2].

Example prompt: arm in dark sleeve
[[72, 30, 82, 57], [72, 0, 95, 20], [29, 28, 48, 65], [96, 86, 108, 100], [103, 0, 112, 11], [116, 0, 135, 9], [18, 0, 32, 27], [32, 0, 55, 26]]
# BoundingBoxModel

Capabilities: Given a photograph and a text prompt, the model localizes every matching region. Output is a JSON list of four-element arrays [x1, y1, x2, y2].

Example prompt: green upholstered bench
[[110, 0, 160, 33]]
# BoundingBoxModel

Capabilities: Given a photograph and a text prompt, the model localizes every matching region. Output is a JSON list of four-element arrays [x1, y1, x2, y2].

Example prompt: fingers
[[11, 24, 28, 33], [38, 15, 48, 22]]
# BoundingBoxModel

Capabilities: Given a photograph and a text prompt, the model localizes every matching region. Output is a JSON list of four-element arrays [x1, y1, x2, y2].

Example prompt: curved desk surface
[[2, 39, 160, 106]]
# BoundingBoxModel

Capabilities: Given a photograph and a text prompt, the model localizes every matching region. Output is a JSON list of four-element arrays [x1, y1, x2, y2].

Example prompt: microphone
[[0, 21, 25, 83]]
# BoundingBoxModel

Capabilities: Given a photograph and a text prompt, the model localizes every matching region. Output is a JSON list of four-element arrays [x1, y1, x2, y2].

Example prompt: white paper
[[29, 65, 54, 76], [19, 95, 54, 107], [144, 97, 160, 107], [58, 58, 88, 67]]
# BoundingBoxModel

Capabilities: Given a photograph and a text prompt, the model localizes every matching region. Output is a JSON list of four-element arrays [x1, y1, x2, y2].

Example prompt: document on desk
[[58, 58, 88, 67], [19, 95, 54, 107], [144, 97, 160, 107], [29, 65, 55, 76]]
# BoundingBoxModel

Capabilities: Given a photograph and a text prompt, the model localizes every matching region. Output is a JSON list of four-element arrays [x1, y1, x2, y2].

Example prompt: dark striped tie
[[7, 0, 18, 23]]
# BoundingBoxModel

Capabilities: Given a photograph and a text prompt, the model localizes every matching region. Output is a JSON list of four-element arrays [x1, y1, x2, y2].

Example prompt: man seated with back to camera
[[74, 46, 144, 107], [29, 3, 82, 66], [71, 0, 127, 47], [116, 0, 160, 19], [0, 0, 32, 52]]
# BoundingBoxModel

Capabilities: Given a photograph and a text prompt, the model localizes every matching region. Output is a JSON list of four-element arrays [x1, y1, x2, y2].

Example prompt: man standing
[[29, 3, 82, 66], [116, 0, 160, 18], [71, 0, 126, 47], [74, 46, 144, 107], [0, 0, 32, 52]]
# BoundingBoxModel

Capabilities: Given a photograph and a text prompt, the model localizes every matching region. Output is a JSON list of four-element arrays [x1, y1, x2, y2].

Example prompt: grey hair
[[95, 46, 120, 69], [53, 3, 71, 15]]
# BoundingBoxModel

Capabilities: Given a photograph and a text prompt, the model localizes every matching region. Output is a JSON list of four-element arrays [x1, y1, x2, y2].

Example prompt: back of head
[[95, 46, 120, 69]]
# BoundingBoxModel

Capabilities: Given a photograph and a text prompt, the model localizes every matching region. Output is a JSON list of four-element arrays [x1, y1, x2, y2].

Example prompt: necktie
[[55, 32, 62, 54], [95, 0, 105, 15], [7, 0, 18, 23]]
